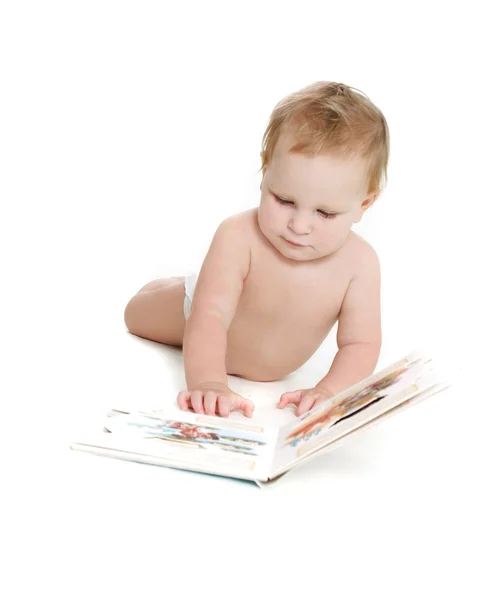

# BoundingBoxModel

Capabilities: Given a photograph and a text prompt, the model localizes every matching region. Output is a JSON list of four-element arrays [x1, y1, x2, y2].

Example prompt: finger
[[278, 392, 293, 408], [190, 391, 205, 414], [217, 395, 230, 418], [177, 390, 190, 411], [203, 391, 217, 416], [278, 391, 301, 408], [237, 396, 254, 418], [295, 395, 318, 417]]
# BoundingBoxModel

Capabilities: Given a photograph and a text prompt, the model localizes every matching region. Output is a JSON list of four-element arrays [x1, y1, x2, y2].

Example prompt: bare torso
[[224, 209, 362, 381]]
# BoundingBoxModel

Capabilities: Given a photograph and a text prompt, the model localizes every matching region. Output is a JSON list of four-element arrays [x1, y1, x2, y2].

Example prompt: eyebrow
[[270, 188, 344, 213]]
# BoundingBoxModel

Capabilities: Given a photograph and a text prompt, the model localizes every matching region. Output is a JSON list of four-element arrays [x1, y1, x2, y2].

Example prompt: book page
[[83, 369, 303, 482], [71, 433, 267, 482], [72, 406, 280, 482], [269, 353, 439, 478], [266, 381, 449, 481], [106, 371, 300, 430]]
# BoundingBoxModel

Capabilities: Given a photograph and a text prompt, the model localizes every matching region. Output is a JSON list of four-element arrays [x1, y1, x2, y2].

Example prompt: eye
[[318, 210, 337, 219], [274, 195, 293, 206], [274, 194, 337, 219]]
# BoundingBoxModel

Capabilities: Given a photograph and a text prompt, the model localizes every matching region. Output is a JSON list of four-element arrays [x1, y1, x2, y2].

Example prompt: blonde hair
[[261, 81, 390, 197]]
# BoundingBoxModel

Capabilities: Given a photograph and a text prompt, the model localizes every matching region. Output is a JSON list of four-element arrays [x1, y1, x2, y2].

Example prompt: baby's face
[[258, 133, 375, 262]]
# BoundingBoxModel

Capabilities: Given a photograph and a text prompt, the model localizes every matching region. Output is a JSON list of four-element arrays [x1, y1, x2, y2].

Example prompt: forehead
[[268, 132, 368, 202]]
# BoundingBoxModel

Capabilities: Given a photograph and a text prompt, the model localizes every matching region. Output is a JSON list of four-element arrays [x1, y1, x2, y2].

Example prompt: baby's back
[[224, 209, 362, 381]]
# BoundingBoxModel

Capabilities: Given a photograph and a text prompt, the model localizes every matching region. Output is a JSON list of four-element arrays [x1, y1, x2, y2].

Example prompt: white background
[[1, 1, 498, 598]]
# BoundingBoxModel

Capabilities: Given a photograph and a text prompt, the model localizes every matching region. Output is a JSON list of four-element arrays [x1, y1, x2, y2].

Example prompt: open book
[[70, 352, 449, 487]]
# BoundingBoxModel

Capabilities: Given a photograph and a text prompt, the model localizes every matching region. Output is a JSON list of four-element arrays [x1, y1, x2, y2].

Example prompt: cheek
[[318, 218, 353, 246], [261, 197, 281, 226]]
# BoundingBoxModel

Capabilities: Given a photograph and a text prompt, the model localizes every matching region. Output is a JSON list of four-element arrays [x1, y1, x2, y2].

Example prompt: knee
[[124, 295, 140, 334], [124, 281, 162, 333]]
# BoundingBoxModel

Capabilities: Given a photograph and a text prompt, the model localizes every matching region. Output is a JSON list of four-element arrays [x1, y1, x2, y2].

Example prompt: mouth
[[283, 238, 306, 247]]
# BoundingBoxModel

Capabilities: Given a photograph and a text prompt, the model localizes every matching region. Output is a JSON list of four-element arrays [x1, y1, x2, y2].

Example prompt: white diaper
[[183, 272, 198, 319]]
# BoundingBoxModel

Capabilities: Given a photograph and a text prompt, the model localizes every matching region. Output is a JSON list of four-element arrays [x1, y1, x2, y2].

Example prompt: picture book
[[70, 351, 449, 487]]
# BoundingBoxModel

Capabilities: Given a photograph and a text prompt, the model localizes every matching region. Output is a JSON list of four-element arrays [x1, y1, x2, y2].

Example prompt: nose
[[288, 211, 313, 235]]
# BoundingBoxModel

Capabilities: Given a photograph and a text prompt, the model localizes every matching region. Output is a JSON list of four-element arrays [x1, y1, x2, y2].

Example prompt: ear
[[353, 193, 377, 223], [260, 166, 267, 191]]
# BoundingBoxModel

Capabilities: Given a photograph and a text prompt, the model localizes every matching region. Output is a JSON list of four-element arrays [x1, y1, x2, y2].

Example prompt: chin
[[278, 243, 317, 261]]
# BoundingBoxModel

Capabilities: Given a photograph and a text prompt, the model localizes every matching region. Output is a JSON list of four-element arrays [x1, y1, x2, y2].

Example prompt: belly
[[225, 310, 336, 381]]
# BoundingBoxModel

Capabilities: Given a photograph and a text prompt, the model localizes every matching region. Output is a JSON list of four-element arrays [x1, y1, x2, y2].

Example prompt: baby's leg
[[124, 277, 186, 346]]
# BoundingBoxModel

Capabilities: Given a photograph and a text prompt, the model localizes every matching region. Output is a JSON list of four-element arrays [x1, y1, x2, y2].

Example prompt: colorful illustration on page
[[107, 414, 268, 457], [284, 364, 409, 448]]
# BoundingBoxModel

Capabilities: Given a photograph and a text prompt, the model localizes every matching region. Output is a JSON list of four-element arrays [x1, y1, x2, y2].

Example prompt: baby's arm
[[180, 215, 252, 414], [315, 245, 382, 396]]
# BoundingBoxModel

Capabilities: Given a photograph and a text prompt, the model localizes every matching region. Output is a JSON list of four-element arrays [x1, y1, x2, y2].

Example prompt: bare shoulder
[[337, 232, 382, 348], [190, 211, 254, 325], [223, 208, 263, 254], [228, 208, 260, 234], [207, 210, 254, 277], [345, 231, 380, 278], [217, 209, 257, 240], [213, 211, 253, 243]]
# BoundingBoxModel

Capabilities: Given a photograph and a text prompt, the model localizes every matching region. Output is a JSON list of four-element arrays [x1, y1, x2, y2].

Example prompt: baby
[[124, 81, 389, 419]]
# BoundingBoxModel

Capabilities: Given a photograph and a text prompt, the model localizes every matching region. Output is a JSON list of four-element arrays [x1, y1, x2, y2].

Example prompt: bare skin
[[224, 208, 361, 381], [125, 135, 382, 417], [125, 209, 360, 378], [125, 212, 380, 416], [125, 276, 187, 347]]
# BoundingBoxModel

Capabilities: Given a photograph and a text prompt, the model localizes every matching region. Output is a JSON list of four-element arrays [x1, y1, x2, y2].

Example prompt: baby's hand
[[177, 382, 254, 418], [278, 387, 333, 417]]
